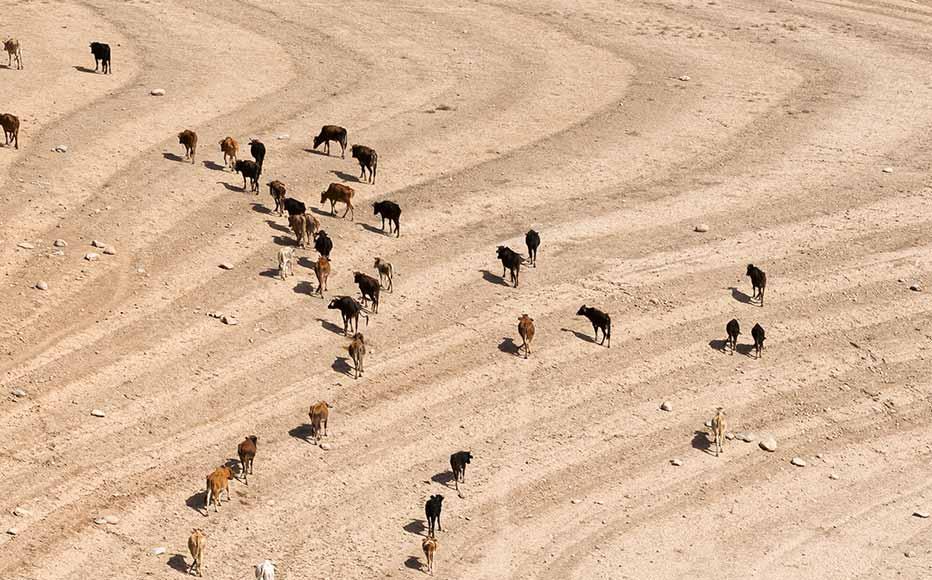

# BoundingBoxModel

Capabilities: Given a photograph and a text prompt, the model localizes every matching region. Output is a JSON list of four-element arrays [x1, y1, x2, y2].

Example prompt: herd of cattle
[[0, 39, 775, 578]]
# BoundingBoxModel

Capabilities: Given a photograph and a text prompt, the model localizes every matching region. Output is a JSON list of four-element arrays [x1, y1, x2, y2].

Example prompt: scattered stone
[[737, 432, 757, 443], [319, 442, 333, 451], [151, 547, 166, 555], [678, 75, 691, 81], [94, 517, 107, 525], [910, 285, 921, 292], [35, 281, 48, 291], [913, 511, 930, 519], [90, 409, 106, 417], [882, 167, 893, 174], [84, 252, 100, 261], [12, 389, 27, 398], [905, 550, 916, 558], [149, 88, 166, 96], [6, 527, 18, 536], [52, 145, 68, 153], [276, 134, 290, 140], [16, 242, 34, 249], [829, 473, 839, 480], [104, 515, 119, 525], [670, 459, 683, 467], [790, 457, 806, 467], [660, 401, 673, 412], [570, 499, 581, 504], [91, 240, 106, 248], [102, 246, 116, 255], [694, 224, 709, 233], [759, 436, 778, 452], [53, 239, 67, 247], [219, 263, 234, 270], [12, 507, 29, 517], [221, 315, 239, 326], [725, 432, 735, 440]]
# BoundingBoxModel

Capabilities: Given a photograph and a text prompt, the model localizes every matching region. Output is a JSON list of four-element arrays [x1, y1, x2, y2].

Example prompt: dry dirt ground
[[2, 0, 932, 578]]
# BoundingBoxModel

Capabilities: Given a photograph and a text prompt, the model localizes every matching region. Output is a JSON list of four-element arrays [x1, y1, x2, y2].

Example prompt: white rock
[[94, 517, 107, 525], [12, 389, 27, 398], [660, 401, 672, 412], [319, 442, 333, 451], [724, 432, 735, 440], [759, 436, 778, 452], [276, 134, 290, 140], [738, 432, 757, 443], [219, 263, 234, 270], [91, 240, 106, 248], [35, 281, 48, 291], [90, 409, 106, 417], [910, 285, 921, 292], [103, 246, 116, 255], [12, 507, 29, 517], [882, 167, 893, 174], [670, 459, 683, 467], [52, 145, 68, 153], [150, 88, 166, 96], [905, 550, 916, 558], [829, 473, 839, 480], [151, 547, 166, 555], [570, 499, 581, 504], [53, 239, 67, 247], [678, 75, 691, 81], [16, 242, 34, 249], [6, 527, 18, 536], [790, 457, 806, 467], [84, 252, 100, 261], [694, 224, 709, 233], [104, 515, 119, 524], [221, 315, 239, 326], [913, 511, 930, 519]]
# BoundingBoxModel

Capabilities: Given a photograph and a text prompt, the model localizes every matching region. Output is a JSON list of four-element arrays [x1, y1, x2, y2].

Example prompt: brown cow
[[268, 180, 286, 215], [4, 39, 22, 70], [373, 258, 394, 292], [188, 528, 206, 577], [0, 113, 20, 149], [517, 314, 535, 359], [178, 129, 197, 163], [308, 401, 331, 443], [288, 213, 318, 249], [422, 535, 438, 575], [320, 183, 355, 220], [348, 332, 366, 379], [237, 435, 258, 484], [219, 136, 238, 169], [205, 465, 233, 513], [710, 407, 726, 457], [313, 255, 331, 297]]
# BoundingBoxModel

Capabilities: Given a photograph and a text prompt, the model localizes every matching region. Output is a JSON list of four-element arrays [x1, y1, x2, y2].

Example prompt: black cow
[[525, 230, 540, 267], [283, 197, 306, 217], [313, 125, 347, 158], [314, 230, 333, 258], [249, 139, 266, 172], [425, 495, 444, 537], [576, 305, 611, 348], [725, 319, 740, 354], [372, 200, 401, 237], [746, 264, 767, 307], [450, 451, 472, 492], [496, 246, 525, 288], [234, 159, 260, 193], [751, 323, 765, 359], [89, 42, 111, 74], [328, 296, 368, 335], [351, 144, 378, 184], [354, 272, 380, 313]]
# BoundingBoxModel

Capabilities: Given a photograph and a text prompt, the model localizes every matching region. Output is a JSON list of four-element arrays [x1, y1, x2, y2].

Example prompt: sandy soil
[[2, 0, 932, 578]]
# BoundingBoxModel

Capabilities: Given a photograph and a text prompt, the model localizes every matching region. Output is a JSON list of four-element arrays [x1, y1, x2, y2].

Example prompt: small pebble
[[570, 499, 581, 504], [35, 281, 48, 291], [910, 285, 921, 292], [660, 401, 672, 412], [219, 263, 234, 270], [678, 75, 691, 81], [905, 551, 916, 558], [319, 442, 333, 451], [276, 134, 290, 140], [790, 457, 806, 467], [738, 432, 757, 443], [53, 239, 67, 247], [12, 389, 27, 398], [90, 409, 106, 417], [12, 507, 29, 517], [94, 517, 107, 525], [104, 515, 119, 525], [151, 547, 166, 555], [6, 527, 18, 536], [84, 253, 100, 261], [150, 88, 166, 96], [103, 247, 116, 255], [724, 432, 735, 440], [91, 240, 106, 248], [829, 473, 839, 480], [694, 224, 709, 233], [16, 242, 34, 249], [882, 167, 893, 174], [759, 436, 778, 452], [670, 459, 683, 467], [913, 511, 930, 519], [221, 315, 239, 326], [52, 145, 68, 153]]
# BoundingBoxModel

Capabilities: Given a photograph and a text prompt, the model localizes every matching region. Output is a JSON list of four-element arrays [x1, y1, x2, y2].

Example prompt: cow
[[576, 305, 611, 347], [219, 136, 238, 169], [372, 200, 400, 237], [268, 180, 287, 215], [3, 39, 22, 70], [422, 536, 438, 576], [249, 139, 266, 172], [308, 401, 331, 443], [313, 125, 347, 157], [373, 258, 394, 292], [328, 296, 368, 335], [751, 323, 765, 359], [314, 230, 333, 259], [354, 272, 380, 313], [321, 183, 355, 220], [237, 435, 258, 484], [725, 318, 740, 354], [278, 247, 295, 280], [746, 264, 767, 306], [255, 560, 276, 580], [0, 113, 19, 149], [89, 42, 111, 74], [347, 332, 366, 379], [425, 495, 444, 537], [496, 246, 525, 287], [450, 451, 472, 492], [288, 213, 318, 248], [235, 159, 261, 193], [710, 407, 726, 457], [177, 130, 197, 164], [517, 314, 535, 359], [312, 255, 330, 297], [351, 144, 378, 184], [187, 529, 206, 577], [282, 197, 306, 217], [525, 230, 540, 267], [205, 466, 234, 513]]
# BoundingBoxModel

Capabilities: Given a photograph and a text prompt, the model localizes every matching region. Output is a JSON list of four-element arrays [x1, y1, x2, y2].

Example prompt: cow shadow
[[498, 337, 520, 356], [294, 281, 316, 296], [332, 356, 353, 377], [309, 206, 331, 217], [288, 423, 316, 443], [358, 223, 385, 235], [479, 269, 509, 287], [692, 430, 714, 455], [252, 203, 273, 215], [431, 470, 455, 489], [303, 148, 329, 156], [185, 491, 207, 516], [264, 219, 290, 233], [561, 327, 595, 344], [709, 339, 730, 353], [162, 152, 186, 163], [272, 235, 294, 247], [404, 556, 423, 571], [260, 268, 282, 279], [202, 160, 226, 171], [73, 65, 99, 74], [316, 318, 345, 336], [404, 519, 427, 536], [167, 554, 189, 574], [331, 170, 361, 183], [297, 256, 317, 270], [735, 343, 756, 357], [729, 287, 753, 305], [217, 181, 244, 192]]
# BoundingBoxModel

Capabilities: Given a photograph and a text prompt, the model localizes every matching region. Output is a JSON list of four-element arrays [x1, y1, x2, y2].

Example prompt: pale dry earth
[[1, 0, 931, 578]]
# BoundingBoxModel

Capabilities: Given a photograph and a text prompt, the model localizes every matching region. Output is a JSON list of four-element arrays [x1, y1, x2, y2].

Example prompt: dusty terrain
[[2, 0, 932, 578]]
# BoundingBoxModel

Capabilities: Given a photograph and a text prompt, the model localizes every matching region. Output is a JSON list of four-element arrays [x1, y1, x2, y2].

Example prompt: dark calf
[[746, 264, 766, 307], [313, 125, 347, 158], [237, 435, 257, 485], [89, 42, 111, 74], [328, 296, 368, 335], [351, 144, 378, 184], [450, 451, 472, 491], [576, 305, 611, 347], [354, 272, 380, 313], [234, 159, 260, 193], [372, 200, 401, 237], [496, 246, 525, 288], [314, 230, 333, 258], [525, 230, 540, 267], [425, 495, 444, 537], [725, 319, 740, 354], [249, 139, 266, 172], [268, 180, 287, 215], [282, 197, 306, 217], [751, 323, 765, 359]]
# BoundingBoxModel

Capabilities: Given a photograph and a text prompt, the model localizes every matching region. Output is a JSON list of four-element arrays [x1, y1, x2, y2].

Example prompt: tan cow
[[320, 183, 355, 220], [219, 136, 238, 169], [313, 255, 330, 297], [422, 535, 438, 575], [205, 466, 233, 512], [348, 333, 366, 379], [188, 528, 206, 577], [710, 407, 726, 457], [373, 257, 394, 293], [308, 401, 331, 443], [517, 314, 535, 359]]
